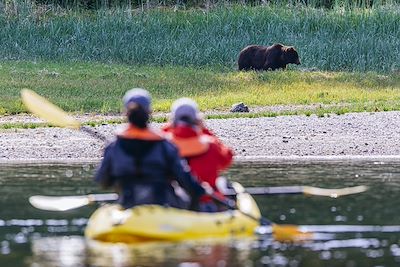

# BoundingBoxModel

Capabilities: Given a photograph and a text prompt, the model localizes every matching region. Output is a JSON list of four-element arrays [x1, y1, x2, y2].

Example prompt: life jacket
[[116, 124, 164, 141], [165, 133, 211, 158], [163, 123, 213, 157]]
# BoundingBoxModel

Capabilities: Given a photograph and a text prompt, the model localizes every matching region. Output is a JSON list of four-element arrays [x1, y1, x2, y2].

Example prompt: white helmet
[[171, 98, 201, 125]]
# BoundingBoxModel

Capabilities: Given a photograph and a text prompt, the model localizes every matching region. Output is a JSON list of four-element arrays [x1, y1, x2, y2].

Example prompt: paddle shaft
[[81, 126, 108, 142], [208, 193, 272, 226], [223, 186, 303, 196], [89, 193, 119, 202], [222, 185, 367, 197]]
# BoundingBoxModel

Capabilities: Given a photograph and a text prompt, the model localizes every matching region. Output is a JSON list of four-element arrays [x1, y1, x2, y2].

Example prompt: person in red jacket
[[163, 98, 234, 212]]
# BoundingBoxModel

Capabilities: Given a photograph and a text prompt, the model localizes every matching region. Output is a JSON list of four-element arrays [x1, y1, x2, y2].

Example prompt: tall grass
[[0, 2, 399, 72], [25, 0, 400, 9]]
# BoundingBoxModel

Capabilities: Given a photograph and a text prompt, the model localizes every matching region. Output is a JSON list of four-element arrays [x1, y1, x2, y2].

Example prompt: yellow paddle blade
[[303, 185, 368, 198], [21, 89, 80, 129], [272, 224, 313, 243], [29, 195, 91, 211]]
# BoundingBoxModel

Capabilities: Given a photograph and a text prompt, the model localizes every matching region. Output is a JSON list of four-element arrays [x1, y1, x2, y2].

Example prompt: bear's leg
[[238, 65, 247, 71], [239, 64, 253, 71], [263, 64, 273, 71], [266, 63, 286, 71]]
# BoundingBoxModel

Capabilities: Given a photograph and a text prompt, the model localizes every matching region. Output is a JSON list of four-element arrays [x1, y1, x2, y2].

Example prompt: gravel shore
[[1, 111, 400, 162]]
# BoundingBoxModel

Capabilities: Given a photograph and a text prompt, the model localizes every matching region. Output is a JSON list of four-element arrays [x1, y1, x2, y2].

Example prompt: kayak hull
[[85, 182, 261, 243]]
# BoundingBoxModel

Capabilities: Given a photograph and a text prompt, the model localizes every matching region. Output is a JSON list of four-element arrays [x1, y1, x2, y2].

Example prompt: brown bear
[[238, 44, 301, 71]]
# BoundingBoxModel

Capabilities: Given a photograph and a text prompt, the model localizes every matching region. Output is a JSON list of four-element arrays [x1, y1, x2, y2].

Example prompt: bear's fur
[[238, 44, 300, 71]]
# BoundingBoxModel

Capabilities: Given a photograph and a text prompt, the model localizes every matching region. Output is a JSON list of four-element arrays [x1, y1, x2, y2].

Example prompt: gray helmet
[[171, 98, 201, 125], [123, 88, 151, 112]]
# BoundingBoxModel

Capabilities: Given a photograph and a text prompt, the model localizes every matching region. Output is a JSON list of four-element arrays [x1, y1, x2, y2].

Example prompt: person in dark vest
[[162, 98, 234, 212], [95, 89, 205, 210]]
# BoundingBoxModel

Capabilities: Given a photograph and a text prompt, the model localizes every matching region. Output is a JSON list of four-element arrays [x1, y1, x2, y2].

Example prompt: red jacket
[[162, 124, 233, 202]]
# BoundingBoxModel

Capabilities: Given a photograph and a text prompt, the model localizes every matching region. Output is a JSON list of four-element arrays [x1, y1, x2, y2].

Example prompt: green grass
[[25, 0, 400, 10], [0, 122, 49, 129], [0, 4, 399, 72], [0, 61, 399, 117]]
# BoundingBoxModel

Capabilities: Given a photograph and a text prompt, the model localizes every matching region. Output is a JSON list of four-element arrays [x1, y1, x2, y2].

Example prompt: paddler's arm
[[164, 142, 205, 199], [174, 159, 205, 211], [216, 142, 234, 170], [175, 159, 205, 195], [94, 143, 116, 189]]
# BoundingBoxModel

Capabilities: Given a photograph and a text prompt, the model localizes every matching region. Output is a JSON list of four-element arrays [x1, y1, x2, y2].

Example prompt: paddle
[[207, 192, 313, 242], [223, 185, 368, 198], [29, 183, 368, 212], [20, 89, 107, 141], [29, 193, 118, 211]]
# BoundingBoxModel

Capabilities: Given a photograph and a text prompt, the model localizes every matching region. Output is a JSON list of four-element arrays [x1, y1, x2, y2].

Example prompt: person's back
[[95, 89, 205, 209], [163, 124, 232, 189]]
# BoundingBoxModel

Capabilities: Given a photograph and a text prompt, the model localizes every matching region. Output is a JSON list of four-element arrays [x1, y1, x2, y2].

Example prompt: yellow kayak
[[85, 182, 261, 243]]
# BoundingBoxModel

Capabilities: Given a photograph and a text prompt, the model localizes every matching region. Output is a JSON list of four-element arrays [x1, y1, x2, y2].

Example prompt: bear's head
[[283, 47, 301, 65]]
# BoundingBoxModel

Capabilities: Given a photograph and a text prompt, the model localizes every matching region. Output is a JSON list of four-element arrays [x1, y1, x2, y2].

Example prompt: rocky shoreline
[[1, 111, 400, 162]]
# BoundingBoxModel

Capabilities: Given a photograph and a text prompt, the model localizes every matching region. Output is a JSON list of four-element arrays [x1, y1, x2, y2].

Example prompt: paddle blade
[[272, 224, 314, 242], [29, 195, 91, 211], [21, 89, 80, 129], [303, 185, 368, 198]]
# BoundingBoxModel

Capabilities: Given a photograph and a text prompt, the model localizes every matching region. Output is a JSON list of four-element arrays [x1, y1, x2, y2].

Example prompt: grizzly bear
[[238, 44, 301, 71]]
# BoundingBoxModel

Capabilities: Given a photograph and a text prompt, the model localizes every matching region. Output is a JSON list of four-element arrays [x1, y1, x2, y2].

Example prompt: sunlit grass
[[0, 61, 399, 117]]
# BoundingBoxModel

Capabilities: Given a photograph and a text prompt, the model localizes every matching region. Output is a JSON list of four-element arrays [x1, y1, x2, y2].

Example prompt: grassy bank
[[1, 62, 399, 116], [0, 4, 399, 72]]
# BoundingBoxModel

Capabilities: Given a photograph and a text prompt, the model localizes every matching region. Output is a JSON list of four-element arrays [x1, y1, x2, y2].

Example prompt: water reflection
[[30, 234, 400, 267], [31, 236, 255, 267], [0, 160, 400, 266], [31, 236, 86, 267]]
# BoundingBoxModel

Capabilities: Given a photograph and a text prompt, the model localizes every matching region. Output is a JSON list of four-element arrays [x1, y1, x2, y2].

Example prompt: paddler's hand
[[201, 182, 214, 195]]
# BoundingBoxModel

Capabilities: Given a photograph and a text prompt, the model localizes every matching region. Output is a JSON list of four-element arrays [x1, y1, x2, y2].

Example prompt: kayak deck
[[85, 182, 261, 243]]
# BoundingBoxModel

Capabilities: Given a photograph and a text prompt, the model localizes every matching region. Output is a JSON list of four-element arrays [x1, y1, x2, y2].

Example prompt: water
[[0, 160, 400, 267]]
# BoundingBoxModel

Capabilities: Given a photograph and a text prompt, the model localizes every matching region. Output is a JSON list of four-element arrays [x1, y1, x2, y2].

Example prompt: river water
[[0, 160, 399, 267]]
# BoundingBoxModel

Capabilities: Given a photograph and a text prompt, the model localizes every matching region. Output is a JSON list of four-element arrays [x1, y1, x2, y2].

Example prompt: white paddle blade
[[21, 89, 80, 129], [29, 195, 91, 211], [303, 185, 368, 198]]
